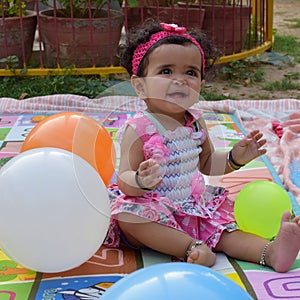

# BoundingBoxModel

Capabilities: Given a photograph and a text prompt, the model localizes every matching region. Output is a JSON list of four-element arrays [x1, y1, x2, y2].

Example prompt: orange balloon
[[21, 112, 116, 186]]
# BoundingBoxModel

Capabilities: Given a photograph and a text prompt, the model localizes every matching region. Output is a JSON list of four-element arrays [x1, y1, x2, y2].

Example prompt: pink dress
[[104, 109, 237, 249]]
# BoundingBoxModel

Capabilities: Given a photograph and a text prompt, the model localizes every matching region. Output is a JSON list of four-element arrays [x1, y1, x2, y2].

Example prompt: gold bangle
[[227, 160, 238, 171], [227, 152, 240, 171], [229, 150, 245, 168]]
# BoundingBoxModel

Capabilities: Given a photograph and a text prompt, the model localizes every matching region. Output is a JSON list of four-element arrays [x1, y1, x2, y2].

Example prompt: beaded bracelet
[[259, 241, 273, 266], [135, 171, 152, 191], [186, 240, 204, 258]]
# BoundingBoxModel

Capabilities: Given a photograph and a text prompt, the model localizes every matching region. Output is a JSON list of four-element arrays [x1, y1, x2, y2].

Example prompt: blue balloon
[[101, 262, 253, 300]]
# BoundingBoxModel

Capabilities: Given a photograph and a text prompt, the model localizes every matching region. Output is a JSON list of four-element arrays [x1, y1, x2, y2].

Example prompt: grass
[[0, 74, 116, 99], [263, 77, 300, 91], [272, 32, 300, 63], [191, 31, 300, 100], [284, 18, 300, 28], [247, 93, 272, 100], [285, 71, 300, 80], [200, 88, 233, 101], [257, 33, 300, 96]]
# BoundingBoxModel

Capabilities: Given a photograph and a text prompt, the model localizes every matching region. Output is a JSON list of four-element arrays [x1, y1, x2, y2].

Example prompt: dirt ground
[[205, 0, 300, 100]]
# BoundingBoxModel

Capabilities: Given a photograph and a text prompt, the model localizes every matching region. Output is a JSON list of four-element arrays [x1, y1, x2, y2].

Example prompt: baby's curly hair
[[119, 19, 221, 78]]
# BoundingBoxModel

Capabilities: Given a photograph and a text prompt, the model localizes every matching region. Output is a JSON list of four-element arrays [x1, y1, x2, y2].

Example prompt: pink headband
[[132, 23, 206, 76]]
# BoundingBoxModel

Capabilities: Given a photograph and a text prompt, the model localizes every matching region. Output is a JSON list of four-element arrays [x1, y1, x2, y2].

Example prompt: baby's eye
[[160, 68, 172, 75], [186, 70, 199, 77]]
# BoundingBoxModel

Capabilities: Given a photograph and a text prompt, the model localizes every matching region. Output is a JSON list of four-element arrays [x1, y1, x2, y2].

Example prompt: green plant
[[0, 74, 115, 99], [220, 60, 265, 85], [0, 55, 29, 73], [0, 55, 20, 71], [40, 0, 115, 17], [0, 0, 26, 17]]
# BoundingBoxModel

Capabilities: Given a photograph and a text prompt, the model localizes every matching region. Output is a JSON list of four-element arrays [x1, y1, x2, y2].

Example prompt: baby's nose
[[173, 77, 186, 85], [174, 80, 184, 85]]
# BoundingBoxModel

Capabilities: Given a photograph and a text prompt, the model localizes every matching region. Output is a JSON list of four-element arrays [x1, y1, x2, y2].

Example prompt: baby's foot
[[267, 211, 300, 272], [187, 243, 216, 267]]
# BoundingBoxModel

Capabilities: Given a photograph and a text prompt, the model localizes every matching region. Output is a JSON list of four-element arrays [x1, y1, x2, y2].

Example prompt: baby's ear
[[131, 76, 146, 98], [200, 79, 206, 90]]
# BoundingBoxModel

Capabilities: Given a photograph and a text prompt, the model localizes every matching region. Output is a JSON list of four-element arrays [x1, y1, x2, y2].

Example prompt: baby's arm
[[198, 118, 267, 176], [117, 126, 162, 196]]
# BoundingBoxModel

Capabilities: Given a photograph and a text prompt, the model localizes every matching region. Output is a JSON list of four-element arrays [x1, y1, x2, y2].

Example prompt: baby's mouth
[[166, 92, 188, 100]]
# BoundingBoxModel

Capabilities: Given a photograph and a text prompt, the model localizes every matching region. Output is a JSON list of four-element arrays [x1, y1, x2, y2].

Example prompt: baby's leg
[[118, 212, 216, 267], [214, 211, 300, 273]]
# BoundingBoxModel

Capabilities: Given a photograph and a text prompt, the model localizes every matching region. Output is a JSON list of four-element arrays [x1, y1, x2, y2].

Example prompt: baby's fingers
[[138, 159, 161, 177], [139, 158, 157, 171], [246, 130, 260, 139], [257, 138, 267, 148]]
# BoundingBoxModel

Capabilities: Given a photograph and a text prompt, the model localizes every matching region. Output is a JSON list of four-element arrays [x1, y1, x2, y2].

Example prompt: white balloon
[[0, 148, 111, 273]]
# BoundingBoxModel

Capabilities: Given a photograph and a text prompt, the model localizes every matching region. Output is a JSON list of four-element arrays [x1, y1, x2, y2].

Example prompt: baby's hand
[[137, 158, 162, 190], [232, 130, 267, 165]]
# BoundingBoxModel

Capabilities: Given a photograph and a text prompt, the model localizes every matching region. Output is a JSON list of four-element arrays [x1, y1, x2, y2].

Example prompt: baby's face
[[141, 43, 205, 115]]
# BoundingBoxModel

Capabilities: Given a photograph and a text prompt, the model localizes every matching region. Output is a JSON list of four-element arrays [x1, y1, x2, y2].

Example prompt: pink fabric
[[143, 134, 170, 163], [0, 95, 146, 114], [105, 185, 236, 250], [191, 173, 206, 200], [239, 111, 300, 201], [2, 96, 300, 116], [272, 121, 283, 138]]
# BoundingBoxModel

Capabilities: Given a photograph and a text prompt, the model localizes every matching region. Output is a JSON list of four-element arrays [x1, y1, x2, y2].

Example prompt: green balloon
[[234, 180, 292, 240]]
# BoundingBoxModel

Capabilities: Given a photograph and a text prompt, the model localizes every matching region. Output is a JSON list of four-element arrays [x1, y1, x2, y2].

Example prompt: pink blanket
[[246, 112, 300, 201]]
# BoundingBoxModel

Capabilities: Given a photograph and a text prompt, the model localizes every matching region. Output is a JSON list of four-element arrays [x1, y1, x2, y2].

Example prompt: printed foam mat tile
[[0, 111, 299, 300]]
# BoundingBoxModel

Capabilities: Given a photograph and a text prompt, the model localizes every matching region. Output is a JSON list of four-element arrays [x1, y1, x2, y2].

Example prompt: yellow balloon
[[234, 180, 292, 240]]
